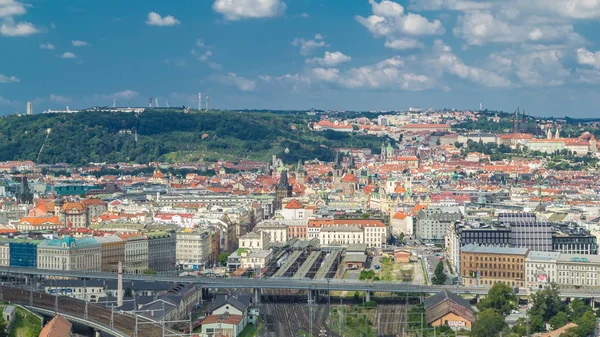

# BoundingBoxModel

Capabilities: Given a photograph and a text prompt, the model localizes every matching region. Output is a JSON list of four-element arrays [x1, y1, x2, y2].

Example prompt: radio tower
[[198, 93, 202, 110], [205, 95, 210, 112]]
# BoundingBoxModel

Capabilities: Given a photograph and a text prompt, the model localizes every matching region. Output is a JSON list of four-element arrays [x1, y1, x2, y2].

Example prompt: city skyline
[[2, 0, 600, 116]]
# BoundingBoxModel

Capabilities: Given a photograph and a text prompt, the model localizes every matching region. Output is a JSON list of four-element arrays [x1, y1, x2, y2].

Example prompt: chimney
[[117, 261, 123, 307]]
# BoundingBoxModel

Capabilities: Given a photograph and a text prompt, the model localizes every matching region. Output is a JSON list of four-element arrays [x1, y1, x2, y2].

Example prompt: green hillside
[[0, 109, 383, 165]]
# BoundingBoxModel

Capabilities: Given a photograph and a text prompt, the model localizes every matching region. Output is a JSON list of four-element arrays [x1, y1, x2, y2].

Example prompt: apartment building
[[176, 229, 212, 270], [460, 244, 528, 288]]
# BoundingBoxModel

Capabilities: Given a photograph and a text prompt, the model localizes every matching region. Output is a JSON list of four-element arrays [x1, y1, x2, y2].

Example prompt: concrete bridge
[[0, 285, 179, 337]]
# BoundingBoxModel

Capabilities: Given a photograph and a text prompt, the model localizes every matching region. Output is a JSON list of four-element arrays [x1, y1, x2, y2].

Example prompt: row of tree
[[472, 283, 597, 337]]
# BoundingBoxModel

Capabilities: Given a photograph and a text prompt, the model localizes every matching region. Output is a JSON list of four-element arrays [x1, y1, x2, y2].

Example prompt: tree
[[569, 298, 592, 321], [512, 318, 527, 337], [471, 309, 507, 337], [478, 282, 517, 317], [218, 253, 229, 266], [574, 310, 596, 337], [529, 314, 545, 333], [0, 315, 6, 337], [549, 311, 569, 330], [529, 283, 563, 321], [431, 262, 447, 285], [124, 287, 133, 298]]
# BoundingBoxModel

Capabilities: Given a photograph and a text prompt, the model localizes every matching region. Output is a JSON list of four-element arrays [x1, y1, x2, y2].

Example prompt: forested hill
[[0, 110, 383, 165]]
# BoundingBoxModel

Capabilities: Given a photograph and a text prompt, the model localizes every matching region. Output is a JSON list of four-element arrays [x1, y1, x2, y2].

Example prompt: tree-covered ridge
[[0, 109, 384, 165]]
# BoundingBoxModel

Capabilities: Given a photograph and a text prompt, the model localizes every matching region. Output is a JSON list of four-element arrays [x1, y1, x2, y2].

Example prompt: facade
[[240, 249, 272, 270], [510, 221, 553, 252], [460, 244, 528, 287], [0, 242, 9, 266], [307, 218, 388, 247], [17, 216, 62, 231], [9, 240, 40, 268], [239, 231, 270, 250], [147, 232, 176, 272], [446, 223, 511, 275], [318, 225, 364, 246], [59, 202, 89, 228], [556, 254, 600, 287], [119, 234, 149, 273], [254, 220, 288, 243], [37, 237, 101, 271], [552, 232, 597, 255], [176, 229, 212, 270], [82, 198, 107, 221], [416, 206, 462, 243], [95, 236, 125, 272], [525, 251, 560, 289]]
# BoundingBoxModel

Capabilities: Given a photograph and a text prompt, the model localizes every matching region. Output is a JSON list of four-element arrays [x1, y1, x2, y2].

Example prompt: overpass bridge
[[2, 266, 600, 299], [0, 285, 179, 337]]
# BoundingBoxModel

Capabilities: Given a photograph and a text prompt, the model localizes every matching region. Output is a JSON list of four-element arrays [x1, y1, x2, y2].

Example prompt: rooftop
[[461, 244, 528, 255]]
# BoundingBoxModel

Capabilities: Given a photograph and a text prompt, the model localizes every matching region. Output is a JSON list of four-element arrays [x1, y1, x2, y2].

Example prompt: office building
[[26, 101, 33, 115]]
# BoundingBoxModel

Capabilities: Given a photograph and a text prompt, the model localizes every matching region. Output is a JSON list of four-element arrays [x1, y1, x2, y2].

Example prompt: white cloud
[[484, 47, 570, 86], [453, 10, 583, 46], [215, 73, 257, 91], [577, 48, 600, 69], [0, 95, 15, 105], [291, 35, 326, 55], [356, 0, 445, 36], [300, 12, 310, 18], [523, 0, 600, 19], [146, 12, 180, 26], [0, 0, 26, 18], [409, 0, 491, 11], [60, 52, 77, 59], [432, 40, 510, 87], [199, 50, 212, 62], [311, 56, 434, 91], [72, 40, 89, 47], [112, 90, 139, 99], [49, 94, 72, 103], [213, 0, 286, 20], [356, 0, 443, 50], [306, 51, 352, 67], [207, 62, 223, 70], [0, 74, 19, 83], [40, 43, 55, 50], [384, 38, 424, 50], [196, 39, 205, 48], [0, 20, 38, 36]]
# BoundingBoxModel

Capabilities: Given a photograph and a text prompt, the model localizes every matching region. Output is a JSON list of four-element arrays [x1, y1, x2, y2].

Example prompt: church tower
[[275, 170, 293, 210], [333, 152, 343, 189], [555, 127, 560, 139], [296, 159, 306, 185]]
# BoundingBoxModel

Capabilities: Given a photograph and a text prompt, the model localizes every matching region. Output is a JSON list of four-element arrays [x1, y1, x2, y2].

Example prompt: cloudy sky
[[2, 0, 600, 117]]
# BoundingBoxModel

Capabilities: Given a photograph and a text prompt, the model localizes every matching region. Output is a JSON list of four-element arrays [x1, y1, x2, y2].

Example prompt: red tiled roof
[[285, 199, 303, 209]]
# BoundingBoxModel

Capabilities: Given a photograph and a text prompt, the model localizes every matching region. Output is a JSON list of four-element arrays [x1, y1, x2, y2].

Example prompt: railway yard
[[0, 285, 172, 337]]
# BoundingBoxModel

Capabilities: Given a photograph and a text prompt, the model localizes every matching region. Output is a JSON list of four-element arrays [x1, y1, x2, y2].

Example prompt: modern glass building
[[9, 240, 41, 268]]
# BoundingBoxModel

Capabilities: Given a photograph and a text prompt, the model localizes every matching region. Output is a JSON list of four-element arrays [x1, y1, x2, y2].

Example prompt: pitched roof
[[285, 199, 303, 209], [39, 314, 72, 337]]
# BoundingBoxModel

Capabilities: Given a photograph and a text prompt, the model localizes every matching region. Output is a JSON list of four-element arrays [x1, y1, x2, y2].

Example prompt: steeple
[[279, 170, 289, 188], [297, 159, 304, 173], [555, 127, 560, 139]]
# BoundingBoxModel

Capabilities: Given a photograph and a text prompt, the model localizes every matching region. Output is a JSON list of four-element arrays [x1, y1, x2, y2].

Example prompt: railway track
[[0, 285, 176, 337]]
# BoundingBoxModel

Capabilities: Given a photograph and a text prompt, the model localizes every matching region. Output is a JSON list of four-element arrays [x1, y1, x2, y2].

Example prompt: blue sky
[[2, 0, 600, 117]]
